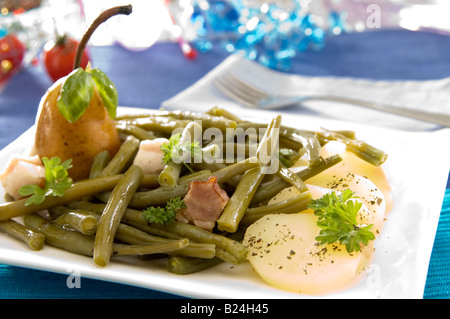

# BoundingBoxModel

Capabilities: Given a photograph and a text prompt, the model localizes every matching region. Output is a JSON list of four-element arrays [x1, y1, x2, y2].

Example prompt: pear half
[[33, 78, 121, 181]]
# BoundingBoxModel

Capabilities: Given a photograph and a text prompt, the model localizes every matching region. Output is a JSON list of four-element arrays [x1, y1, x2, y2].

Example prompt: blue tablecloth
[[0, 29, 449, 299]]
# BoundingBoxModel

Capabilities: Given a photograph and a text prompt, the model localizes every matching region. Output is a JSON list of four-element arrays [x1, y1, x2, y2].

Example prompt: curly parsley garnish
[[308, 189, 375, 253], [160, 133, 201, 172], [18, 156, 73, 206], [142, 197, 186, 225]]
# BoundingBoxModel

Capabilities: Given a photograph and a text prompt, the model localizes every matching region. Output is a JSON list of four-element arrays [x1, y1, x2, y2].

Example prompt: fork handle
[[315, 96, 450, 127]]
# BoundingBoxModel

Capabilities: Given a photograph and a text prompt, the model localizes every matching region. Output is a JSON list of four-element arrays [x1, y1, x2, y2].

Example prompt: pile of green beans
[[0, 107, 388, 276]]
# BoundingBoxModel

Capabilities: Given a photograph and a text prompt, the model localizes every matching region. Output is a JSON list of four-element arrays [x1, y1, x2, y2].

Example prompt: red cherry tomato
[[43, 35, 90, 82], [0, 33, 25, 88]]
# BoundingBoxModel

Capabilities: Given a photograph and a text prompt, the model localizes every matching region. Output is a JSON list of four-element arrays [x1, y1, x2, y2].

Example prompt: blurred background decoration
[[183, 0, 450, 70], [0, 0, 449, 90], [0, 0, 86, 90]]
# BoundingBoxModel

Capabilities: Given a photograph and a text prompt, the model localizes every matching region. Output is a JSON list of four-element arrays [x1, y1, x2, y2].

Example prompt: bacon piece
[[132, 138, 168, 174], [176, 176, 229, 231], [0, 154, 45, 200]]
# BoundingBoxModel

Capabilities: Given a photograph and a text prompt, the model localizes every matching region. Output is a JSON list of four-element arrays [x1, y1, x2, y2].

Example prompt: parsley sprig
[[18, 156, 73, 206], [142, 197, 186, 225], [308, 189, 375, 253], [160, 133, 201, 172]]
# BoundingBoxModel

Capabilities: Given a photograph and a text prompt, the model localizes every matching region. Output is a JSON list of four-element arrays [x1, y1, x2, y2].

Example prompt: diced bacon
[[176, 176, 229, 232], [0, 154, 45, 200], [132, 138, 169, 174]]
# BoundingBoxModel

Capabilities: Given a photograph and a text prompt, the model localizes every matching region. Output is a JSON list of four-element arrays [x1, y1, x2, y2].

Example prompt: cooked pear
[[32, 5, 132, 181], [33, 78, 121, 181]]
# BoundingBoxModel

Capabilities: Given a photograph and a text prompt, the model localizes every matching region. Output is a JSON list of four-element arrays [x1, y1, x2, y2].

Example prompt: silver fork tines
[[212, 72, 450, 127]]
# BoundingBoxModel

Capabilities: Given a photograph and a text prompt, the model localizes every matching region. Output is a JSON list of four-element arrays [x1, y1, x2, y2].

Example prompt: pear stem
[[74, 5, 133, 70]]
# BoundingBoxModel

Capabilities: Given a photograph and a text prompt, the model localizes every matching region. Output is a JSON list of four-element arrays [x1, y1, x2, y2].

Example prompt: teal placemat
[[0, 263, 182, 299], [424, 189, 450, 299]]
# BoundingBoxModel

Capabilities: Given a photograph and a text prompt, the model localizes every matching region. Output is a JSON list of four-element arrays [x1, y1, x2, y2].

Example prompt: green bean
[[113, 221, 168, 242], [92, 173, 162, 204], [0, 174, 123, 221], [94, 165, 143, 267], [126, 219, 186, 240], [237, 122, 322, 165], [50, 206, 98, 235], [190, 161, 227, 174], [279, 136, 303, 151], [213, 247, 243, 264], [114, 219, 217, 260], [128, 172, 212, 208], [111, 239, 189, 257], [71, 206, 216, 259], [316, 129, 387, 166], [150, 221, 248, 264], [178, 170, 213, 186], [24, 214, 95, 256], [66, 200, 107, 214], [115, 123, 157, 140], [114, 112, 162, 121], [217, 166, 265, 233], [191, 157, 259, 189], [217, 116, 281, 233], [165, 227, 247, 274], [89, 150, 111, 179], [98, 135, 140, 177], [0, 219, 45, 251], [141, 174, 160, 188], [67, 201, 181, 239], [113, 222, 171, 243], [157, 110, 238, 131], [116, 116, 190, 134], [167, 256, 223, 275], [240, 191, 312, 226], [77, 207, 170, 242], [81, 150, 112, 202], [251, 154, 343, 205], [280, 128, 322, 166], [327, 130, 357, 140], [206, 106, 244, 123], [279, 148, 303, 168], [275, 165, 308, 193], [201, 144, 221, 163], [207, 141, 257, 163], [115, 223, 216, 259], [212, 157, 259, 185], [24, 214, 190, 258], [158, 161, 182, 188], [257, 115, 282, 165]]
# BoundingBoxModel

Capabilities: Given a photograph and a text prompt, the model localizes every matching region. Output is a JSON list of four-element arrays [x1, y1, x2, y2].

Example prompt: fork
[[213, 72, 450, 127]]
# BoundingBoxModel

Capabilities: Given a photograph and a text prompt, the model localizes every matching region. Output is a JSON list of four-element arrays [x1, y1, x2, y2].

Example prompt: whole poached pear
[[32, 5, 132, 181], [33, 75, 121, 181]]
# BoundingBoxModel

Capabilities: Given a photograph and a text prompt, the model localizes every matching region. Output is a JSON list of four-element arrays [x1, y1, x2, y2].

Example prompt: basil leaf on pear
[[88, 68, 118, 119], [57, 68, 94, 123]]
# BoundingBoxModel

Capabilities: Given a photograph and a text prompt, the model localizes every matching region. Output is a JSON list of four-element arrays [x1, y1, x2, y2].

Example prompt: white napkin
[[162, 53, 450, 132]]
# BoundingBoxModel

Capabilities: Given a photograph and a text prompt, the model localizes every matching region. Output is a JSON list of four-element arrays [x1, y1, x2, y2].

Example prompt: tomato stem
[[55, 34, 67, 47], [74, 5, 132, 70]]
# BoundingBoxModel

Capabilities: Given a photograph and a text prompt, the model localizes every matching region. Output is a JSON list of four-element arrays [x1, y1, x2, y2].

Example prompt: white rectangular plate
[[0, 106, 449, 299]]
